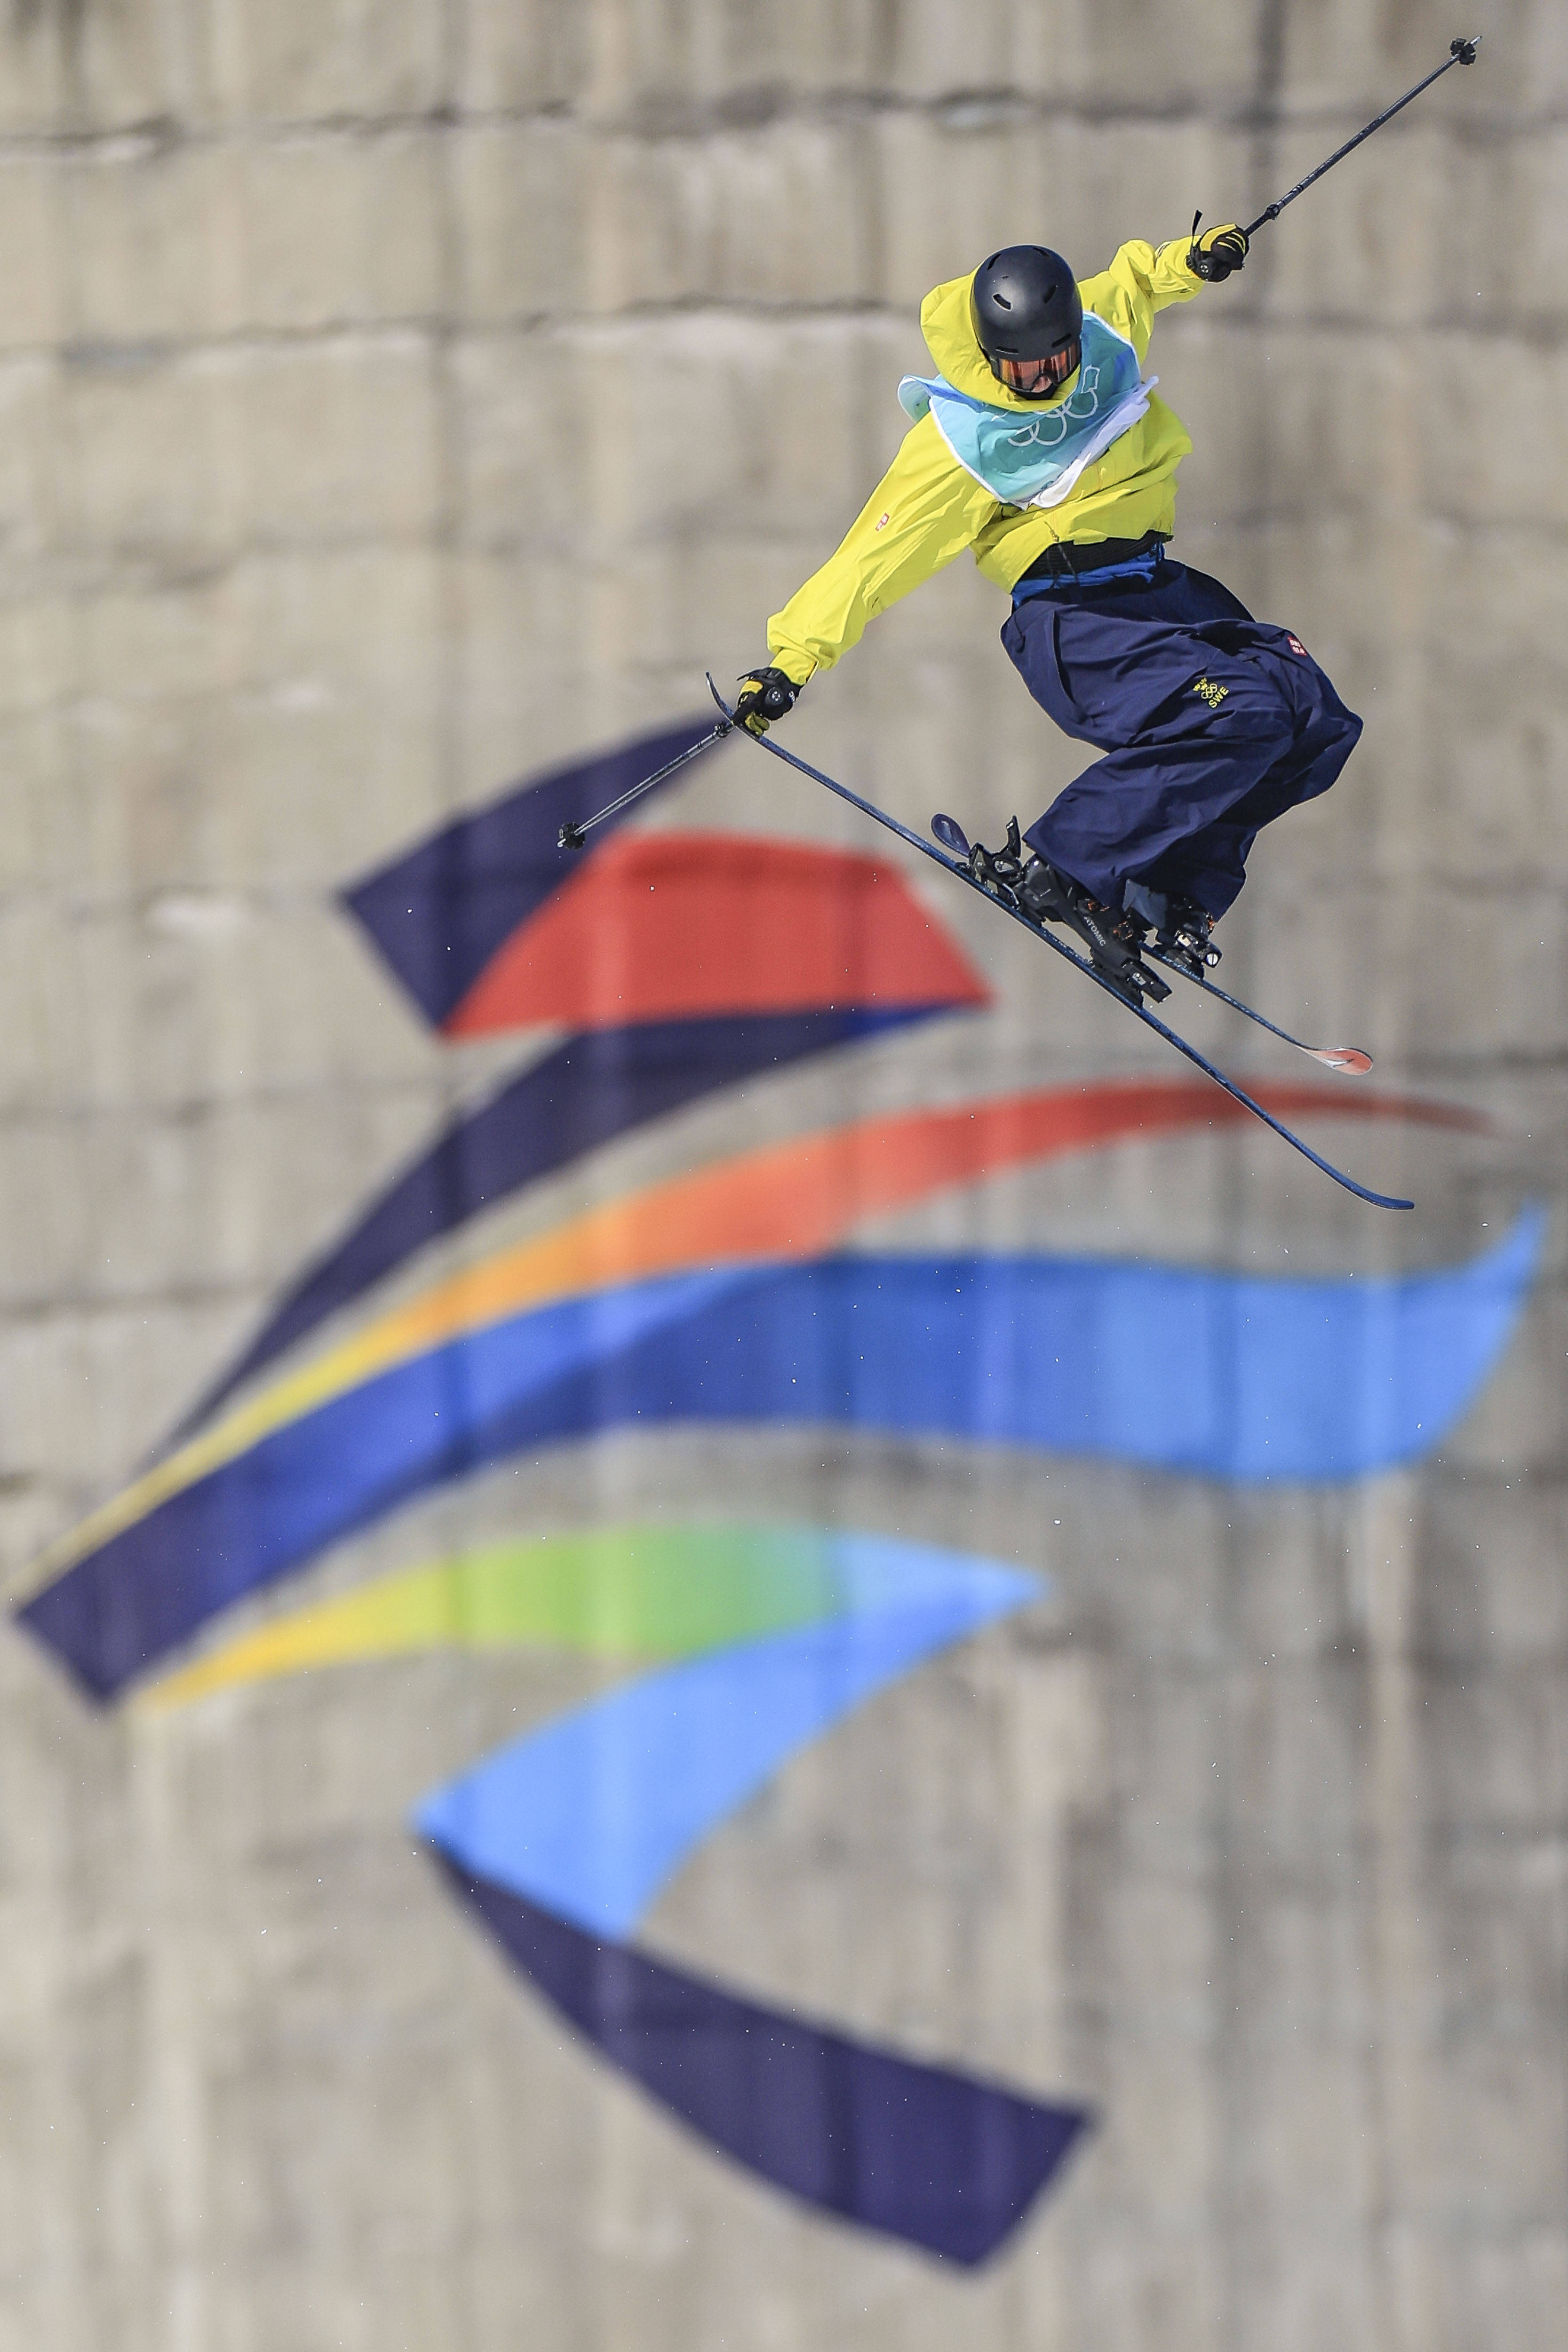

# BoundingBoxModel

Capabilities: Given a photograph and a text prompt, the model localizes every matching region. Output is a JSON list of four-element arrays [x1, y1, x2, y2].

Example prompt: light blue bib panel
[[898, 313, 1154, 511]]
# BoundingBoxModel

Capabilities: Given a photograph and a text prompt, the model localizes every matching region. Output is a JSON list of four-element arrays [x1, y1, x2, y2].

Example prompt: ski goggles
[[995, 340, 1082, 398]]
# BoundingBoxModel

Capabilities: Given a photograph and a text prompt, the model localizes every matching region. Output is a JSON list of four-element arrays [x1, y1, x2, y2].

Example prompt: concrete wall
[[0, 1, 1564, 2346]]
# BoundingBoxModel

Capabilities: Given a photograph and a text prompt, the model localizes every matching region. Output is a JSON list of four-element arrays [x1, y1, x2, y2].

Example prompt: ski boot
[[1018, 859, 1170, 1006], [1153, 897, 1221, 981]]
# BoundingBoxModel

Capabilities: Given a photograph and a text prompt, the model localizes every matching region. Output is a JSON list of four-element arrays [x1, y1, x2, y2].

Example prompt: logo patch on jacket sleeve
[[1192, 674, 1230, 709], [1287, 634, 1308, 657]]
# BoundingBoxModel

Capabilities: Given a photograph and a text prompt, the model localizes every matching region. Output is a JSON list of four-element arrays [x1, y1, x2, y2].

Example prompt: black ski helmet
[[969, 246, 1083, 368]]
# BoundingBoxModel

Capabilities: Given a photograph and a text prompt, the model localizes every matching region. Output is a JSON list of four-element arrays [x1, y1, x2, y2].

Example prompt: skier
[[732, 225, 1362, 1001]]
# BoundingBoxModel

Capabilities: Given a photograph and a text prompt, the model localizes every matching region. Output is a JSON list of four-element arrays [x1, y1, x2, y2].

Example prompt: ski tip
[[931, 811, 971, 858], [1310, 1047, 1374, 1076]]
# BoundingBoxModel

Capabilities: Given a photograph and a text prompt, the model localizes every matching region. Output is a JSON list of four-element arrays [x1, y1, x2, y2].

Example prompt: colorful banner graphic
[[415, 1538, 1035, 1937], [441, 828, 989, 1035], [18, 722, 1543, 2271], [173, 815, 990, 1445], [143, 1521, 939, 1706], [21, 1091, 1528, 1704], [444, 1864, 1088, 2267], [146, 1518, 1087, 2264], [167, 1005, 939, 1446]]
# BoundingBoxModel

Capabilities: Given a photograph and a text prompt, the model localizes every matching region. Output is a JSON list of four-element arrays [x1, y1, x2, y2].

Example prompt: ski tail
[[1146, 948, 1375, 1076]]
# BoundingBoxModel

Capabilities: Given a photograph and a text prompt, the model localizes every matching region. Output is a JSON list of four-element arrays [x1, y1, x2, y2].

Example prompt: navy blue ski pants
[[1001, 559, 1362, 918]]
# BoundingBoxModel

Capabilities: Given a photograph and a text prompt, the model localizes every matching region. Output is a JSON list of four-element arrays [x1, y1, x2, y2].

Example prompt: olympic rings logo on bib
[[1005, 364, 1103, 449]]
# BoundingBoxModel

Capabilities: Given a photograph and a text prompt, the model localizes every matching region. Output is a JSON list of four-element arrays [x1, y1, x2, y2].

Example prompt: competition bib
[[898, 314, 1153, 510]]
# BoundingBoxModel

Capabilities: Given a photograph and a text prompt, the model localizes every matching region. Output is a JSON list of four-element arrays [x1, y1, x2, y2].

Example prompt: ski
[[1142, 946, 1373, 1075], [706, 678, 1412, 1210]]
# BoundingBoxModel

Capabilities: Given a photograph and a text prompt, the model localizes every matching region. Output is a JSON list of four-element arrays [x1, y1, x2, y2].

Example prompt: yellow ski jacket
[[767, 237, 1212, 686]]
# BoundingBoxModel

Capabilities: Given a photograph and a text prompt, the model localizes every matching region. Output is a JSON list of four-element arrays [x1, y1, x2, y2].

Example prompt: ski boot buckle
[[1158, 904, 1221, 980]]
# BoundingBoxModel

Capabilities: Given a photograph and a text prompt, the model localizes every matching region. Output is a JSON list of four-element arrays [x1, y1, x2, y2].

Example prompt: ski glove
[[734, 666, 801, 737], [1187, 218, 1249, 281]]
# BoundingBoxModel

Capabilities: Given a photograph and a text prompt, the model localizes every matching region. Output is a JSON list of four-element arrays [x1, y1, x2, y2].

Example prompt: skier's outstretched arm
[[751, 415, 995, 697], [729, 419, 992, 724]]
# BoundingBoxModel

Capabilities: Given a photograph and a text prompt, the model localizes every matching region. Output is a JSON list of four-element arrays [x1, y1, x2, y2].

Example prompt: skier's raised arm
[[1078, 221, 1248, 358]]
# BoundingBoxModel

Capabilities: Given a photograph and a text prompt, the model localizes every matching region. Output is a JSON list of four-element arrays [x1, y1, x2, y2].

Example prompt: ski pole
[[557, 721, 731, 851], [1242, 33, 1480, 239]]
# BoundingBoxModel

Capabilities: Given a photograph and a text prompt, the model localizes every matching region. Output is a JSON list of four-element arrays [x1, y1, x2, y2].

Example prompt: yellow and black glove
[[1187, 216, 1249, 282], [733, 666, 802, 737]]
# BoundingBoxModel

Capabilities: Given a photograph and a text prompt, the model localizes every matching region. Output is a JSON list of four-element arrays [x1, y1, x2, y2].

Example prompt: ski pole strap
[[1012, 544, 1165, 602]]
